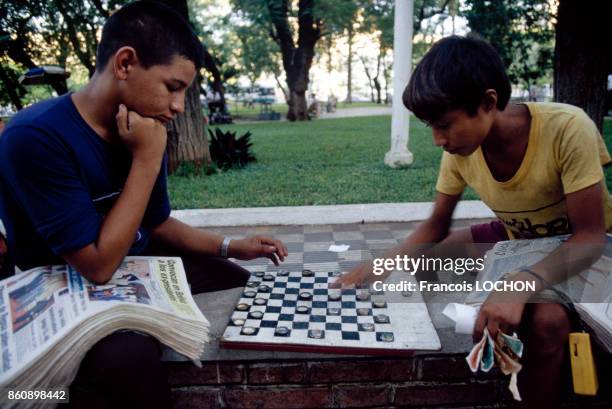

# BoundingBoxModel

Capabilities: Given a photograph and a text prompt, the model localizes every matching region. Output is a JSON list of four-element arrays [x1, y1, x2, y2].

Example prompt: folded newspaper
[[465, 235, 612, 354], [0, 257, 209, 408]]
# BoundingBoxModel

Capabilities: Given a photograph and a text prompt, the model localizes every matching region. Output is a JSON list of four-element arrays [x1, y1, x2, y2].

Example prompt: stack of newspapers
[[465, 235, 612, 353], [0, 257, 209, 408]]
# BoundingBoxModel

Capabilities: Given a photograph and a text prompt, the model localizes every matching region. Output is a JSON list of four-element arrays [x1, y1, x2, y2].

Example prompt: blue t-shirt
[[0, 94, 171, 276]]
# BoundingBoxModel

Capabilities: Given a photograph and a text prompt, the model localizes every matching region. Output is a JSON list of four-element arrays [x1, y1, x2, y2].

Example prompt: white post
[[384, 0, 414, 168]]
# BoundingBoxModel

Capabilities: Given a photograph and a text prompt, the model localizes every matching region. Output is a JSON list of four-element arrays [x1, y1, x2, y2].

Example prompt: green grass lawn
[[168, 116, 612, 210]]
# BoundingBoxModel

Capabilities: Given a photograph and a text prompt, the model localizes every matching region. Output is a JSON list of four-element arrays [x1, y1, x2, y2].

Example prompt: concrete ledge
[[171, 200, 494, 228]]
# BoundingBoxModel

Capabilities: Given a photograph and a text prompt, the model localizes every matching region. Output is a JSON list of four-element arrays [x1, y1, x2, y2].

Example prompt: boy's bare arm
[[62, 105, 167, 284], [150, 217, 289, 265], [333, 192, 461, 287], [474, 182, 606, 339]]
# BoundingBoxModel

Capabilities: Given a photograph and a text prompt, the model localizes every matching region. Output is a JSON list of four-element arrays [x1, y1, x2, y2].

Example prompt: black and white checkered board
[[220, 269, 441, 355]]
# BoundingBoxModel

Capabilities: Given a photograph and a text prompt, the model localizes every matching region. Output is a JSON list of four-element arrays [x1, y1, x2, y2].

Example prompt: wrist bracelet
[[220, 237, 232, 258], [518, 267, 552, 289]]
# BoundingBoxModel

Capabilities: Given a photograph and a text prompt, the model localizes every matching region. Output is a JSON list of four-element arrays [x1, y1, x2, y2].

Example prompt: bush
[[208, 127, 256, 171]]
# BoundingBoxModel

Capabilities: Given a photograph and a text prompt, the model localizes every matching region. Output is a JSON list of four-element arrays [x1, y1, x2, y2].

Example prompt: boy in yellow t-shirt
[[335, 35, 610, 408]]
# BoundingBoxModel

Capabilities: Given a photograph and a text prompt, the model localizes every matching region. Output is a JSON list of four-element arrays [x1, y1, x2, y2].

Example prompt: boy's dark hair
[[96, 1, 203, 72], [403, 35, 511, 123]]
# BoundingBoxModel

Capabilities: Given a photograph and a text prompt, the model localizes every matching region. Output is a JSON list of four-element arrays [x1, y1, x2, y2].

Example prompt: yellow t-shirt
[[436, 102, 612, 239]]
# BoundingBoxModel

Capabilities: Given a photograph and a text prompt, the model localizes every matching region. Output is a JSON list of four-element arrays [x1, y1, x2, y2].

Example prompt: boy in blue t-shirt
[[0, 2, 287, 408], [335, 36, 608, 408]]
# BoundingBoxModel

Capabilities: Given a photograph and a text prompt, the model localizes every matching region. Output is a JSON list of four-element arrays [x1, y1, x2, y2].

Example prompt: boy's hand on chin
[[115, 104, 167, 164]]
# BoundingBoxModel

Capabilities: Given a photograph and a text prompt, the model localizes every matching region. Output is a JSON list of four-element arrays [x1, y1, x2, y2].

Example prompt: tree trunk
[[160, 0, 211, 172], [554, 0, 610, 132], [269, 0, 320, 121], [346, 26, 353, 104], [166, 78, 210, 172]]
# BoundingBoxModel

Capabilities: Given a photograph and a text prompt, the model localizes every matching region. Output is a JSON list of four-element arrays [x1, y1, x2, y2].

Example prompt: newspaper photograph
[[0, 257, 207, 386]]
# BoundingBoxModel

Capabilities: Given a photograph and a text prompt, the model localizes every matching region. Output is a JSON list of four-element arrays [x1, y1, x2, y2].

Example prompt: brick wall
[[166, 356, 508, 409], [166, 353, 612, 409]]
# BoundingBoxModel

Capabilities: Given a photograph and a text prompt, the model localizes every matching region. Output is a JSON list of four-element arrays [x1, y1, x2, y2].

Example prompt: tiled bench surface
[[163, 221, 612, 409]]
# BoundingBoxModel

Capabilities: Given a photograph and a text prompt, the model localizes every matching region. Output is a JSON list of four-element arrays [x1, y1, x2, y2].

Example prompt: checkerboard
[[215, 223, 448, 355]]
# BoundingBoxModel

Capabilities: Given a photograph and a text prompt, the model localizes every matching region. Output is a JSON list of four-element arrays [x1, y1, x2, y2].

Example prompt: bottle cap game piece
[[308, 329, 325, 339], [274, 326, 290, 336], [356, 292, 371, 301], [241, 326, 258, 335], [248, 311, 264, 319], [298, 291, 313, 300], [296, 306, 311, 314], [357, 308, 371, 316], [253, 298, 267, 305], [236, 303, 249, 311], [377, 332, 394, 342], [374, 314, 390, 323], [359, 323, 375, 332], [243, 291, 256, 298]]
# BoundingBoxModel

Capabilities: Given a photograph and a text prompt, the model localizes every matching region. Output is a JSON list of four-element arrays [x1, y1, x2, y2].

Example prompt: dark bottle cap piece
[[377, 332, 394, 342], [298, 292, 313, 300], [374, 314, 390, 324]]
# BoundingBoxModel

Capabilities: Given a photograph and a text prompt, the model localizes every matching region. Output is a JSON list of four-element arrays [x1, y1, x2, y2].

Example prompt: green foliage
[[208, 127, 257, 171], [463, 0, 554, 93]]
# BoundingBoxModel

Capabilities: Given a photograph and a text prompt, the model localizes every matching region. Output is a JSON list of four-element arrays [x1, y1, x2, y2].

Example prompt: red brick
[[219, 362, 245, 384], [222, 386, 332, 409], [247, 362, 306, 384], [307, 359, 415, 383], [333, 384, 391, 408], [167, 362, 244, 386], [167, 362, 218, 386], [394, 382, 498, 406], [419, 356, 475, 380], [172, 387, 220, 409]]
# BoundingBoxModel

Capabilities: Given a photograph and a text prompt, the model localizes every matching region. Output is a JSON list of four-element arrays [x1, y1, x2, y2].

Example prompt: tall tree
[[359, 0, 394, 104], [233, 0, 355, 121], [554, 0, 611, 132], [464, 0, 554, 100]]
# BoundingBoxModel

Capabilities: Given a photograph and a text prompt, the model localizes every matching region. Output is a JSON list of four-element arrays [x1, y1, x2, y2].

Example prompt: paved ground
[[233, 105, 392, 124], [163, 219, 486, 362]]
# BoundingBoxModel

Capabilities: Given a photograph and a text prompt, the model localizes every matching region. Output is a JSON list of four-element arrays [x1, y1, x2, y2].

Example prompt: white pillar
[[385, 0, 414, 168]]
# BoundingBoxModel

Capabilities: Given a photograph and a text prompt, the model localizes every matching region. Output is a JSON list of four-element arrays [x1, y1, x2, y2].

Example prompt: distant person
[[335, 35, 611, 408], [0, 2, 287, 408]]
